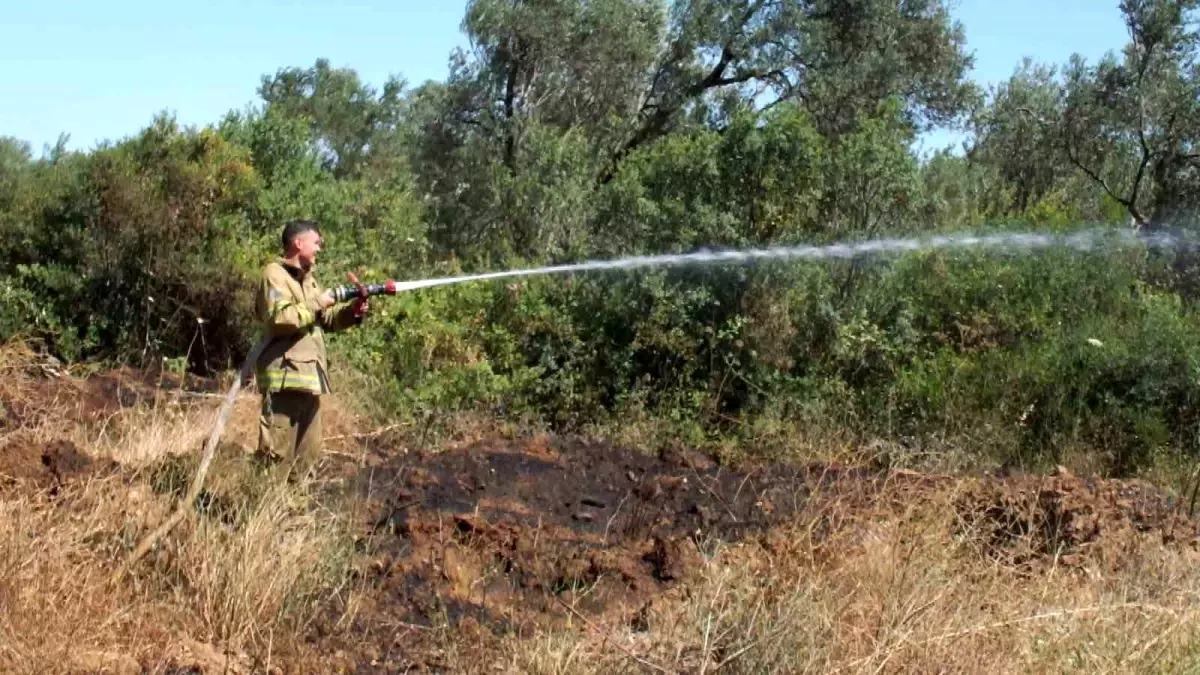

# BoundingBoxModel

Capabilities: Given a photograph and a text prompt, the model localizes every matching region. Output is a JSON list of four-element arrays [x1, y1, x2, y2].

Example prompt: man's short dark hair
[[282, 219, 320, 251]]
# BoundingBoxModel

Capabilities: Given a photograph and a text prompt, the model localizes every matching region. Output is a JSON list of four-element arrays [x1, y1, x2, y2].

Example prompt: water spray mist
[[328, 226, 1195, 302]]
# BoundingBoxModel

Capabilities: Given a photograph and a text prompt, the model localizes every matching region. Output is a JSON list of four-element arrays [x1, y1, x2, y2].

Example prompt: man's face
[[292, 229, 323, 269]]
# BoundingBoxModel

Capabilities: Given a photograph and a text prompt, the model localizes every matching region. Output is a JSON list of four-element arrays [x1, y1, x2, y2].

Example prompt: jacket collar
[[277, 257, 311, 282]]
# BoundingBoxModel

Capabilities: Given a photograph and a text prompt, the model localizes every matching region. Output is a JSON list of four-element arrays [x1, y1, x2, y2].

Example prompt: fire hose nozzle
[[328, 279, 398, 303]]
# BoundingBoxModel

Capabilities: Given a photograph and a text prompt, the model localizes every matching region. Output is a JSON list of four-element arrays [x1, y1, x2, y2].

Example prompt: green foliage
[[597, 103, 829, 253], [1059, 0, 1200, 225], [882, 285, 1200, 473], [257, 58, 409, 179]]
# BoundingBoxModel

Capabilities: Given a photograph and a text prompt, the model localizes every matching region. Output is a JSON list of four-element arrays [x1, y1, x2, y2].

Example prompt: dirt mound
[[0, 439, 117, 492], [954, 466, 1200, 570]]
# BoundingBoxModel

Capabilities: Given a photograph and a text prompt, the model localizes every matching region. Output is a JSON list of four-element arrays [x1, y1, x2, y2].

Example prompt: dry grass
[[0, 473, 355, 673], [506, 476, 1200, 674], [0, 344, 359, 673], [0, 476, 162, 673]]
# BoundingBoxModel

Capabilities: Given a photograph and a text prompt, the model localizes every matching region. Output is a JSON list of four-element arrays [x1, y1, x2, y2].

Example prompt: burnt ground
[[0, 361, 213, 494], [294, 436, 1026, 671], [952, 465, 1200, 571], [320, 436, 851, 672], [363, 437, 817, 596], [0, 362, 220, 434], [307, 438, 1200, 672]]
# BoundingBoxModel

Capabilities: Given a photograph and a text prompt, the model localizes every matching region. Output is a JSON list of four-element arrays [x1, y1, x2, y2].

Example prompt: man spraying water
[[116, 220, 1193, 577], [253, 219, 376, 481]]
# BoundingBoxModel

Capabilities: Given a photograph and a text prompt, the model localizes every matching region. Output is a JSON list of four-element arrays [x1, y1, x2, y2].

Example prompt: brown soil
[[0, 439, 118, 493]]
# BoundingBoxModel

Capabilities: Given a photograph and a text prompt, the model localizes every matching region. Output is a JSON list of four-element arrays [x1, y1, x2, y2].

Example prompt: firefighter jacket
[[254, 258, 362, 395]]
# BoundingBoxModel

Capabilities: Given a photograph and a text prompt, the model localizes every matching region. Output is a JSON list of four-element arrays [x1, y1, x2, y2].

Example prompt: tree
[[1056, 0, 1200, 227], [258, 58, 409, 179], [0, 137, 31, 216], [415, 0, 977, 260], [409, 0, 666, 260], [819, 101, 923, 242], [452, 0, 665, 172], [968, 58, 1067, 215], [439, 0, 978, 174], [594, 102, 825, 254], [605, 0, 978, 179]]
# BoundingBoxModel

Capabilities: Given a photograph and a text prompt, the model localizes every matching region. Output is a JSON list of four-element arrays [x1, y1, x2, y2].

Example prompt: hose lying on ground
[[112, 337, 269, 585]]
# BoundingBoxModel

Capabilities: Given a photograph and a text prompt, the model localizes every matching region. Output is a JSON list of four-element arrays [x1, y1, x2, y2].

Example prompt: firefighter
[[253, 219, 369, 480]]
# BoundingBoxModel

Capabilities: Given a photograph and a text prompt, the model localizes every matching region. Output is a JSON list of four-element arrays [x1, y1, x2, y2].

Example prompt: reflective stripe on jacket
[[254, 258, 361, 395]]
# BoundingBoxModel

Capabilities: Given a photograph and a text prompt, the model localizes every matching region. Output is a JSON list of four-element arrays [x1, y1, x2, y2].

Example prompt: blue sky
[[2, 0, 1130, 157]]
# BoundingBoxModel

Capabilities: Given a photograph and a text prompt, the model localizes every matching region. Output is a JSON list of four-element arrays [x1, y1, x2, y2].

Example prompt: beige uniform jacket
[[254, 258, 361, 395]]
